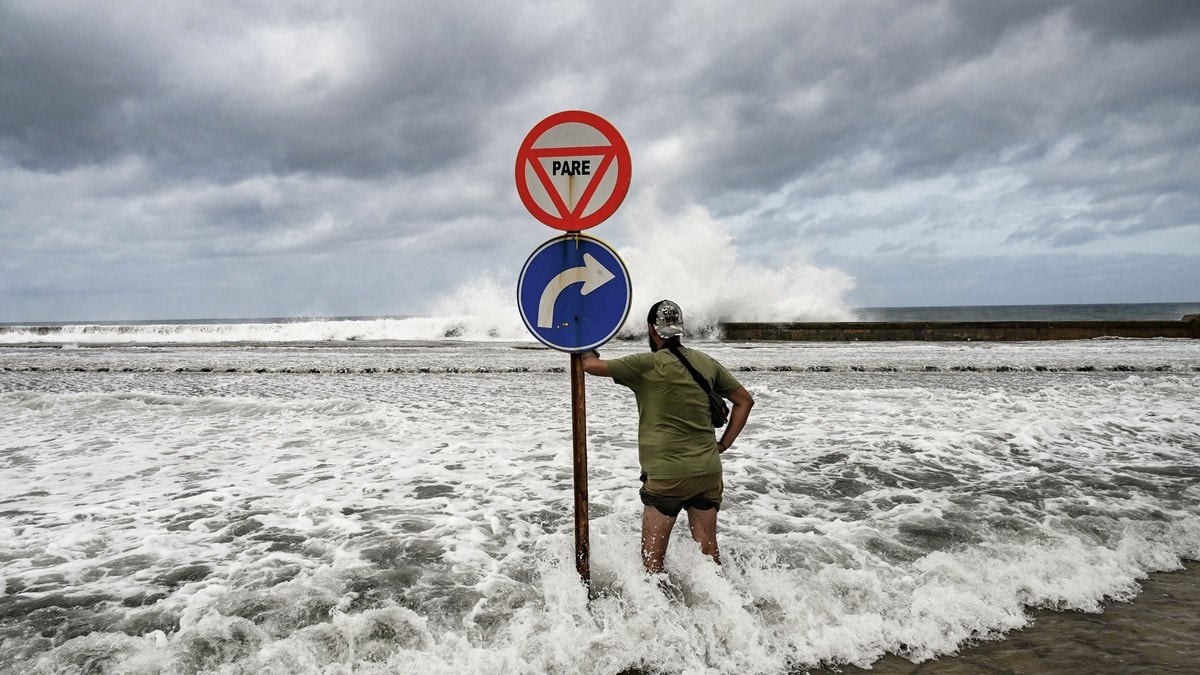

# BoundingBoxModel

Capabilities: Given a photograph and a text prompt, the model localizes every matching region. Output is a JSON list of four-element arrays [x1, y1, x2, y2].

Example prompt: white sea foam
[[2, 341, 1199, 672], [0, 316, 531, 345]]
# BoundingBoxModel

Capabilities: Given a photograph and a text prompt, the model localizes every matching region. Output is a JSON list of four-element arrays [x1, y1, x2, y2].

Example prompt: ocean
[[853, 302, 1200, 323], [2, 304, 1199, 673]]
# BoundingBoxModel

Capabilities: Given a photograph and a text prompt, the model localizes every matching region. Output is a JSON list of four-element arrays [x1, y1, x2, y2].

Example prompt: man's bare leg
[[685, 506, 720, 566], [641, 506, 677, 573]]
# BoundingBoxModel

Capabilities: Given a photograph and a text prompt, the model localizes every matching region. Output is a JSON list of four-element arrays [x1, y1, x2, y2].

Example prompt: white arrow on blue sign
[[517, 234, 632, 352]]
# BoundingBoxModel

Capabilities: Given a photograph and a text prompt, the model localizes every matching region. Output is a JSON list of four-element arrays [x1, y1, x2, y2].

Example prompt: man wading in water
[[582, 300, 754, 574]]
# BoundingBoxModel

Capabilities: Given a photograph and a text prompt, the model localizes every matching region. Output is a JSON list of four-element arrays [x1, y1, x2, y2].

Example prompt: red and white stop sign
[[515, 110, 632, 232]]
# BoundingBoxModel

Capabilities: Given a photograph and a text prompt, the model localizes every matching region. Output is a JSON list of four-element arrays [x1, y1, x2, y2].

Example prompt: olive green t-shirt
[[608, 347, 742, 480]]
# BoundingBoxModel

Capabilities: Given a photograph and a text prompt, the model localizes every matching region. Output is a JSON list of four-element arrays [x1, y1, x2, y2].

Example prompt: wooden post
[[569, 352, 591, 588]]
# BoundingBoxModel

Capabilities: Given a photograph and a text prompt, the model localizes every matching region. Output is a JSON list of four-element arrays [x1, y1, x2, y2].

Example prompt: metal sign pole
[[569, 351, 591, 588]]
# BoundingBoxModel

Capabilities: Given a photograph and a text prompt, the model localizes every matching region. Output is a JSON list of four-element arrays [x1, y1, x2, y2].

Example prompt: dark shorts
[[639, 471, 724, 518]]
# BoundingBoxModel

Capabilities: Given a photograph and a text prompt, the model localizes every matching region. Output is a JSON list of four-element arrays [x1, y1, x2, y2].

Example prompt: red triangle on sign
[[515, 110, 632, 231], [526, 145, 618, 220]]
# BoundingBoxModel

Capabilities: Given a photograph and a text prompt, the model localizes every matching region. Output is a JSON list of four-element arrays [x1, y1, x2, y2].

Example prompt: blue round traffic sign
[[517, 234, 632, 352]]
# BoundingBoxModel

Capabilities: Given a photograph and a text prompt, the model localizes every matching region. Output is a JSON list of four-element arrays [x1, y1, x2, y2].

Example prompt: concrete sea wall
[[720, 316, 1200, 342]]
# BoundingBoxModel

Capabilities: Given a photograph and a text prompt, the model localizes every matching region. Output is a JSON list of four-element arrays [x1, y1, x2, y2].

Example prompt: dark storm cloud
[[581, 1, 1050, 198], [0, 2, 546, 180], [1, 1, 1197, 321], [644, 0, 1200, 261], [1066, 0, 1200, 41], [592, 0, 1200, 248], [0, 5, 158, 170], [5, 1, 1196, 202]]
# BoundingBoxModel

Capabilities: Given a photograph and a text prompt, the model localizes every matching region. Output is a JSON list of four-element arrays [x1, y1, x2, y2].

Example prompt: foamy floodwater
[[2, 339, 1199, 673]]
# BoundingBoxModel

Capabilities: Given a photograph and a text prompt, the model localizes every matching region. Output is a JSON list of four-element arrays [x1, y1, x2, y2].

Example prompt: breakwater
[[720, 316, 1200, 342]]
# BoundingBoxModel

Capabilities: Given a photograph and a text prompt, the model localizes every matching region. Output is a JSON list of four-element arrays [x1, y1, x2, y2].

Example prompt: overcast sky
[[2, 0, 1198, 322]]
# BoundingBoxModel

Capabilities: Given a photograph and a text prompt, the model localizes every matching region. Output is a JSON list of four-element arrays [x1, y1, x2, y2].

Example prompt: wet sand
[[808, 562, 1199, 674]]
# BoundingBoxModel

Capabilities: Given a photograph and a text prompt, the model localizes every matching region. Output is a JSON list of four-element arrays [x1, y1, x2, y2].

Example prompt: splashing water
[[417, 195, 856, 342], [615, 195, 856, 335], [425, 272, 530, 341]]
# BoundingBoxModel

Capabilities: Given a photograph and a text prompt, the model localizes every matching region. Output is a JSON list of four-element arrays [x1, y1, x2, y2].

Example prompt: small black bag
[[667, 346, 729, 427]]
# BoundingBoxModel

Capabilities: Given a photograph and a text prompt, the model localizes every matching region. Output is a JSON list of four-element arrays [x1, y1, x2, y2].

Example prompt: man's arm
[[716, 385, 754, 453], [580, 350, 611, 378]]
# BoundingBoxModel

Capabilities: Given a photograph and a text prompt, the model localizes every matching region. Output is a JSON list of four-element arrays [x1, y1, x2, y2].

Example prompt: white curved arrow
[[537, 253, 616, 328]]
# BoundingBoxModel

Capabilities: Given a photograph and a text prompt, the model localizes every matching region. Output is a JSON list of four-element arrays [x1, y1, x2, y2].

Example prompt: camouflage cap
[[651, 299, 684, 339]]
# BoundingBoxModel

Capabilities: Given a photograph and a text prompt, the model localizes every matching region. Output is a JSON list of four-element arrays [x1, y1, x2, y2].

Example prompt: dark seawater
[[854, 302, 1200, 323]]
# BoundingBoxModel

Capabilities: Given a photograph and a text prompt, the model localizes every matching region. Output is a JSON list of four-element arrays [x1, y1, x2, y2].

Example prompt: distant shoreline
[[2, 319, 1199, 348], [721, 317, 1200, 341], [2, 302, 1198, 346], [3, 301, 1199, 329]]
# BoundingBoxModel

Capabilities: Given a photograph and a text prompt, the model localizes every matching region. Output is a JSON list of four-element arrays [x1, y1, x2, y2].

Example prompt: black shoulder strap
[[667, 345, 715, 394], [667, 345, 730, 427]]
